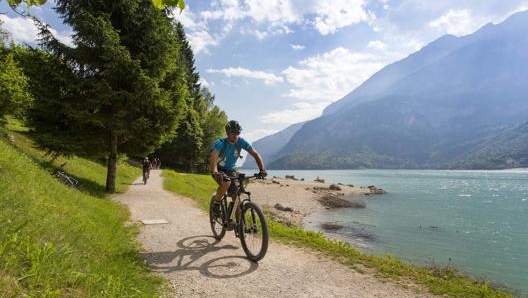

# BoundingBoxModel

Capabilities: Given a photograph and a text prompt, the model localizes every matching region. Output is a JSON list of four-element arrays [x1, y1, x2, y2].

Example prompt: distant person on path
[[142, 157, 151, 178], [210, 120, 267, 201]]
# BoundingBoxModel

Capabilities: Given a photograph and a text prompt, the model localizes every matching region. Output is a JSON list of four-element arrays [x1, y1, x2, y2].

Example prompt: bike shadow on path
[[140, 235, 259, 279]]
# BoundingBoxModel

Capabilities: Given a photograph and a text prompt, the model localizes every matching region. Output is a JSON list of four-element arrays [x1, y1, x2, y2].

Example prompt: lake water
[[265, 169, 528, 296]]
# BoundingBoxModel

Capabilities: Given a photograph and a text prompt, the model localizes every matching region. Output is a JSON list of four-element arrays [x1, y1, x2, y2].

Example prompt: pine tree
[[155, 22, 227, 172], [27, 0, 186, 192]]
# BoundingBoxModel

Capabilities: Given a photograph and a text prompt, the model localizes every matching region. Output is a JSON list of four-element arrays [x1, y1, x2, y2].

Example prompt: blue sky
[[2, 0, 528, 142]]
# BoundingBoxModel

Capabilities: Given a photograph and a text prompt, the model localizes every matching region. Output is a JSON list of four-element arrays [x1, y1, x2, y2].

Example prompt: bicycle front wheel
[[209, 197, 226, 240], [239, 202, 268, 262]]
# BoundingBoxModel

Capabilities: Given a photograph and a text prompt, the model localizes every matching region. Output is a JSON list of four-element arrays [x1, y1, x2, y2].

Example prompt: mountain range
[[243, 10, 528, 170]]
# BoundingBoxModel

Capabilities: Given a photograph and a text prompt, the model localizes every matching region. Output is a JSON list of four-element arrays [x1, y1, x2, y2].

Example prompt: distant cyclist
[[142, 157, 151, 184], [210, 120, 267, 202]]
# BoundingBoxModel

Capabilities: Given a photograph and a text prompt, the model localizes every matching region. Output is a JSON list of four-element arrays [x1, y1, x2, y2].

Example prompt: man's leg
[[214, 180, 230, 201]]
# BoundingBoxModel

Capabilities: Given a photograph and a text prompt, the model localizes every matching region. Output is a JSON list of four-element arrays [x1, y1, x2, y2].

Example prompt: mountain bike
[[209, 172, 268, 262]]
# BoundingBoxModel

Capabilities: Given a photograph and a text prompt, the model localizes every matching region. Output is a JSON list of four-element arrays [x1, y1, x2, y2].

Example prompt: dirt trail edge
[[113, 170, 437, 298]]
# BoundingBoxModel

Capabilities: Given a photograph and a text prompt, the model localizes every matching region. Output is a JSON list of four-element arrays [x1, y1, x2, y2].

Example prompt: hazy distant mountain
[[241, 121, 306, 169], [444, 120, 528, 169], [321, 33, 468, 116], [264, 10, 528, 170]]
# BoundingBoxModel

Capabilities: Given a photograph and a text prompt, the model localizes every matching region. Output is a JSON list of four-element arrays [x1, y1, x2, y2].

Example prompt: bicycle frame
[[218, 174, 252, 229], [54, 170, 80, 188], [235, 175, 251, 207], [209, 172, 268, 261]]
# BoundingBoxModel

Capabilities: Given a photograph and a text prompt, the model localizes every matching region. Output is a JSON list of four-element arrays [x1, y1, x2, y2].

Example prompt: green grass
[[161, 171, 519, 298], [1, 121, 161, 297], [161, 170, 215, 210]]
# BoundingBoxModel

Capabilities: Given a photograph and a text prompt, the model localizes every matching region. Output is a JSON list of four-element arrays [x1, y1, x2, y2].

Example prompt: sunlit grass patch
[[1, 124, 162, 297], [162, 170, 216, 210]]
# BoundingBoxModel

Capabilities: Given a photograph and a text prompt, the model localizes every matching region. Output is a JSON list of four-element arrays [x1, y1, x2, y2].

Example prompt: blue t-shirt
[[211, 137, 252, 171]]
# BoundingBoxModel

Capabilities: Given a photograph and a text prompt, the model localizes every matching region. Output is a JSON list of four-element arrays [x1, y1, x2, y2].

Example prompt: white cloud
[[199, 78, 211, 87], [375, 0, 528, 52], [207, 67, 284, 85], [174, 6, 221, 55], [52, 28, 74, 47], [205, 0, 246, 22], [244, 0, 300, 24], [243, 128, 279, 143], [291, 44, 305, 50], [367, 40, 387, 51], [251, 29, 268, 39], [0, 15, 39, 44], [259, 101, 330, 125], [312, 0, 372, 35], [173, 5, 200, 29], [429, 9, 481, 36], [282, 47, 386, 102], [179, 0, 377, 54], [186, 29, 218, 54], [0, 15, 73, 47]]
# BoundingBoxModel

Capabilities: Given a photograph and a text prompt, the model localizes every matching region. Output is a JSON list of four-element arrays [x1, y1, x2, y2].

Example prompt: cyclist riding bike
[[210, 120, 267, 203], [142, 157, 151, 184]]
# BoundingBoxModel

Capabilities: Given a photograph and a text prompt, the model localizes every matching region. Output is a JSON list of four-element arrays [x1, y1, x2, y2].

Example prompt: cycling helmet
[[225, 120, 242, 134]]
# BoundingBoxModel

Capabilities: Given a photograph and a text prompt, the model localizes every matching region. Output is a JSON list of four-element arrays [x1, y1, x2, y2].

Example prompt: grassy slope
[[162, 171, 518, 298], [0, 123, 161, 297]]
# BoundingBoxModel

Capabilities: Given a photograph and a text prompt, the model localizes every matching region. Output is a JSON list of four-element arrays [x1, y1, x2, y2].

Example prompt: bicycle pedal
[[225, 221, 235, 231]]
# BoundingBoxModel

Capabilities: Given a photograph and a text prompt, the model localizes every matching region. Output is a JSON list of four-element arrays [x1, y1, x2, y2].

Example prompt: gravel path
[[113, 170, 438, 298]]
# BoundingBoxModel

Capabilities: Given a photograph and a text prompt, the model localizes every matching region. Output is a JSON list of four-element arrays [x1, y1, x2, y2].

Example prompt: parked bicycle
[[54, 170, 81, 189], [209, 172, 268, 262]]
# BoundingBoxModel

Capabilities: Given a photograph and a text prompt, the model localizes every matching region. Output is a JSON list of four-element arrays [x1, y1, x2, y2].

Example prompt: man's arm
[[247, 148, 265, 171], [210, 149, 220, 174]]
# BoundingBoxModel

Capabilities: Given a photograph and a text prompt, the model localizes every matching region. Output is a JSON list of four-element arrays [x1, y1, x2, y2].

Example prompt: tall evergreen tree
[[0, 48, 33, 122], [154, 21, 203, 171], [174, 22, 201, 103], [156, 102, 203, 171], [155, 86, 227, 172], [155, 22, 230, 172], [195, 87, 227, 171], [27, 0, 186, 192]]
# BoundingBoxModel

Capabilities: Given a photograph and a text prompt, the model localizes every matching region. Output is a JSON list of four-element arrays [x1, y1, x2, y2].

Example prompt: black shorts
[[216, 170, 239, 197]]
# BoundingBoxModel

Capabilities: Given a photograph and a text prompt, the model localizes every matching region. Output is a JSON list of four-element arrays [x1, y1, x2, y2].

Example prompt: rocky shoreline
[[248, 175, 386, 228]]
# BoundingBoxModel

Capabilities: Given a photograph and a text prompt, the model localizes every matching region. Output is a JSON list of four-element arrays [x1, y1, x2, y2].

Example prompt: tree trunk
[[106, 132, 118, 193]]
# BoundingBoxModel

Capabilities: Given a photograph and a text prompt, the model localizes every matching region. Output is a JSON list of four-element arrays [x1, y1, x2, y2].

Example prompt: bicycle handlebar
[[251, 173, 267, 180], [236, 172, 266, 182]]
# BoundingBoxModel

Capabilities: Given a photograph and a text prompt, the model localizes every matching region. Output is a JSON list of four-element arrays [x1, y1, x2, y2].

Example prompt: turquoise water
[[266, 169, 528, 296]]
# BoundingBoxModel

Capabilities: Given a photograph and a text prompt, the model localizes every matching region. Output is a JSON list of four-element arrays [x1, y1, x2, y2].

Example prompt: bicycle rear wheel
[[209, 197, 226, 240], [239, 202, 268, 261]]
